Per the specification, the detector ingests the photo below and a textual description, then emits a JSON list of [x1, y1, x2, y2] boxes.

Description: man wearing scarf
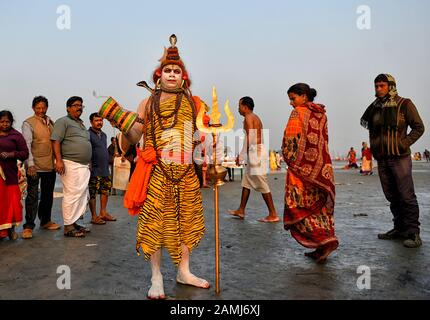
[[361, 74, 424, 248]]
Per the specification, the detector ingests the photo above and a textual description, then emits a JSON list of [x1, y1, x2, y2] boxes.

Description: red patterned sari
[[282, 103, 338, 249]]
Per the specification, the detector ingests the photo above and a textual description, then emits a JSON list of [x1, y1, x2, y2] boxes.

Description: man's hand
[[27, 166, 37, 178], [55, 159, 65, 175]]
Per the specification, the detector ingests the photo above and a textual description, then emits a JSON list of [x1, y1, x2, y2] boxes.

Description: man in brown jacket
[[21, 96, 60, 239], [361, 74, 425, 248]]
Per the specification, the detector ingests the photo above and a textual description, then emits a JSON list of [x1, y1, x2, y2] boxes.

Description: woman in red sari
[[360, 141, 373, 175], [282, 84, 338, 263], [0, 110, 29, 240]]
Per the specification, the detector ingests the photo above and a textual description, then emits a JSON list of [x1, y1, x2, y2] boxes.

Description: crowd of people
[[0, 35, 426, 299], [343, 143, 374, 175], [0, 97, 119, 240], [344, 141, 427, 176]]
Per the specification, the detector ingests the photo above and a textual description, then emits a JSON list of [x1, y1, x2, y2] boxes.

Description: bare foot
[[257, 216, 280, 223], [316, 242, 339, 264], [177, 271, 210, 289], [228, 209, 244, 220], [147, 275, 166, 299]]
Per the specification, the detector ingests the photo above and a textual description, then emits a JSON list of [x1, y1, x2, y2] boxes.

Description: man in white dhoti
[[51, 96, 92, 237], [228, 96, 280, 223]]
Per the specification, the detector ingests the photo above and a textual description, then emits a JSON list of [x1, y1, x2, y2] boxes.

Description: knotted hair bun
[[309, 88, 317, 102], [287, 83, 317, 102]]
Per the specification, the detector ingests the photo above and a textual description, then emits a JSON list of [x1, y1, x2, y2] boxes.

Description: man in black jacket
[[361, 74, 425, 248]]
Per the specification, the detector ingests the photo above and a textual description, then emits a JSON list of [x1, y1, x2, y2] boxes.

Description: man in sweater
[[361, 74, 425, 248], [21, 96, 60, 239]]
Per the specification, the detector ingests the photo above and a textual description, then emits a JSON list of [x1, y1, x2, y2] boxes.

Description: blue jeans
[[377, 156, 420, 234]]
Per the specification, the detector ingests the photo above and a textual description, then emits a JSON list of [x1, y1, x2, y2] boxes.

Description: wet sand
[[1, 161, 429, 300]]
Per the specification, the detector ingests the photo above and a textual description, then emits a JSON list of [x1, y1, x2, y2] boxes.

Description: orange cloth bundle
[[124, 146, 158, 216]]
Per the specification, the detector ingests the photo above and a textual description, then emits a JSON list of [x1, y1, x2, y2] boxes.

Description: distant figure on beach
[[0, 110, 29, 240], [21, 96, 60, 240], [361, 74, 425, 248], [228, 96, 279, 223], [360, 141, 373, 175], [51, 96, 92, 238], [424, 149, 430, 162], [275, 151, 282, 169], [224, 147, 233, 182], [108, 137, 120, 195], [345, 147, 358, 169], [282, 83, 338, 263], [269, 150, 278, 171]]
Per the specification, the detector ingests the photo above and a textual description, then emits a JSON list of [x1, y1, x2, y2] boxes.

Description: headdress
[[152, 34, 190, 88]]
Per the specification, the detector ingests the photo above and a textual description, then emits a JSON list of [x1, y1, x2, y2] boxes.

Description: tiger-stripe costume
[[137, 94, 205, 265]]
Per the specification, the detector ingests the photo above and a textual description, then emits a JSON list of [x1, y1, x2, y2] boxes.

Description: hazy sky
[[1, 0, 429, 157]]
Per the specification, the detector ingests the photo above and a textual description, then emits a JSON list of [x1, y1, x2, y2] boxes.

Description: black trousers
[[24, 171, 56, 229], [194, 163, 203, 188], [226, 167, 232, 180], [377, 156, 420, 234]]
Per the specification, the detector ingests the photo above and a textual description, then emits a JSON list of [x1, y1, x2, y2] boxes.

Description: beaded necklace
[[149, 89, 197, 184]]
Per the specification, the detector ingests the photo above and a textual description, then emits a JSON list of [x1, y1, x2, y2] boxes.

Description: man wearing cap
[[114, 35, 210, 299], [361, 74, 425, 248]]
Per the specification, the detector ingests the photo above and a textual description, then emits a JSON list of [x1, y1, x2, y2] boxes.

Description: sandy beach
[[1, 161, 429, 300]]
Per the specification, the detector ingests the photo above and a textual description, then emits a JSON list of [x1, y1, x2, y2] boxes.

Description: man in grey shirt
[[51, 96, 92, 237]]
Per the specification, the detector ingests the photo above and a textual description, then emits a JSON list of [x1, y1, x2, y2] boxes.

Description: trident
[[196, 87, 234, 294]]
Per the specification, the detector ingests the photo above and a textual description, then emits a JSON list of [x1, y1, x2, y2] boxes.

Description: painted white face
[[161, 64, 183, 89]]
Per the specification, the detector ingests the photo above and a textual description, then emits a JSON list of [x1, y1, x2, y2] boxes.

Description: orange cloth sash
[[124, 147, 158, 215]]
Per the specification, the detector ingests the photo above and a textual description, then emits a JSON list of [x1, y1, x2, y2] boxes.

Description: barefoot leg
[[89, 197, 98, 222], [99, 193, 109, 216], [177, 244, 210, 289], [228, 209, 245, 219], [257, 216, 280, 223], [261, 192, 279, 221], [227, 188, 250, 219], [147, 249, 166, 299]]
